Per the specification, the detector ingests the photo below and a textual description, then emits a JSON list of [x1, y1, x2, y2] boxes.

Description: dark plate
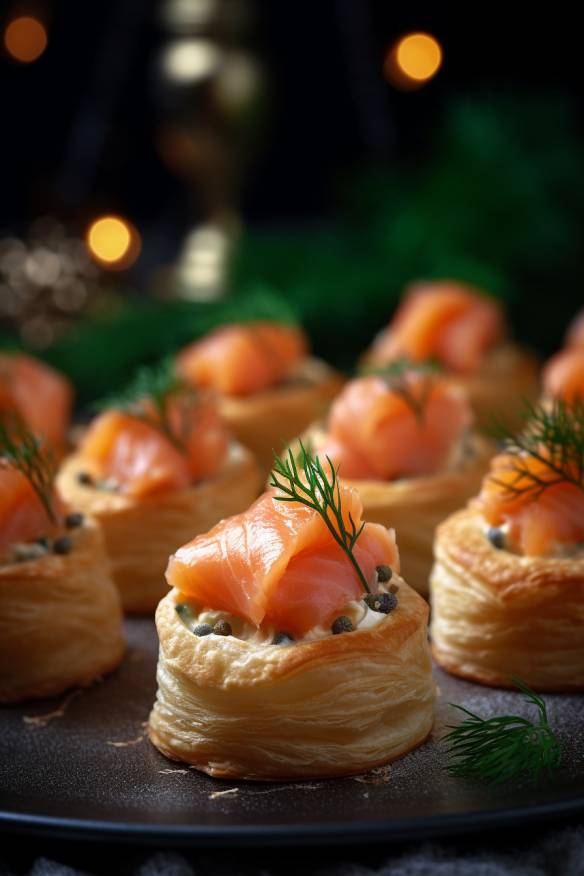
[[0, 619, 583, 847]]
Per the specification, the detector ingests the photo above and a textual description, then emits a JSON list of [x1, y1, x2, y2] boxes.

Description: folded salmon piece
[[0, 353, 73, 453], [369, 281, 504, 374], [477, 452, 584, 556], [0, 467, 61, 553], [78, 396, 229, 497], [167, 482, 400, 635], [318, 372, 472, 481], [177, 321, 307, 397], [543, 347, 584, 402]]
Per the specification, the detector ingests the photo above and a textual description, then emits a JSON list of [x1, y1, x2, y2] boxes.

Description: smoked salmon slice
[[0, 354, 73, 453], [369, 282, 504, 373], [78, 395, 229, 498], [543, 348, 584, 402], [0, 467, 60, 554], [477, 452, 584, 556], [317, 372, 472, 481], [167, 482, 400, 635], [177, 321, 307, 397]]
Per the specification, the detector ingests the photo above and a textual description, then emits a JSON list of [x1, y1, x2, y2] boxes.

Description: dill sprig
[[443, 678, 561, 786], [269, 441, 371, 593], [362, 358, 441, 424], [0, 414, 57, 524], [490, 399, 584, 502], [96, 360, 197, 453]]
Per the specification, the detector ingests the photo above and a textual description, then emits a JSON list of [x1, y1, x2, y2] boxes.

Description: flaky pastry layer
[[148, 580, 435, 780], [0, 518, 124, 703], [458, 344, 539, 432], [218, 359, 344, 474], [57, 443, 261, 613], [430, 507, 584, 691]]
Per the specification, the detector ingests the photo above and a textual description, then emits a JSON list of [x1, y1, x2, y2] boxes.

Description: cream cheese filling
[[176, 583, 394, 646], [481, 520, 584, 559]]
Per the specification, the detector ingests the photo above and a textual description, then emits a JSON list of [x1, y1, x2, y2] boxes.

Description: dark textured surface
[[0, 618, 583, 847]]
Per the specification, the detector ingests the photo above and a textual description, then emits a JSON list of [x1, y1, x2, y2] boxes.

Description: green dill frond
[[489, 399, 584, 502], [96, 359, 197, 452], [443, 677, 562, 786], [0, 413, 57, 524], [361, 358, 441, 424], [269, 441, 371, 593]]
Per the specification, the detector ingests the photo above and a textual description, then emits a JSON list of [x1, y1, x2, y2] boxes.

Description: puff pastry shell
[[457, 344, 539, 432], [430, 507, 584, 691], [148, 580, 435, 780], [218, 359, 343, 474], [0, 518, 124, 703], [57, 443, 261, 614]]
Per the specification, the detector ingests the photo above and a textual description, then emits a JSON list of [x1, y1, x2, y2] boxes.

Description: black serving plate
[[0, 619, 583, 847]]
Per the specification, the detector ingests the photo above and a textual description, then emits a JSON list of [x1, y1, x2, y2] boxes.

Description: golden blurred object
[[86, 216, 141, 270], [4, 16, 47, 64], [385, 32, 442, 90]]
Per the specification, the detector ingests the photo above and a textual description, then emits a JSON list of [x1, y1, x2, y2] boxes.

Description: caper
[[376, 564, 393, 583], [487, 527, 505, 550], [364, 592, 397, 614], [332, 615, 354, 635], [213, 620, 232, 637], [53, 536, 73, 555], [273, 632, 295, 646], [65, 512, 85, 529], [193, 623, 213, 637], [76, 471, 93, 486]]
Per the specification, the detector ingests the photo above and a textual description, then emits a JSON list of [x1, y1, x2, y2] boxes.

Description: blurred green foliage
[[2, 93, 583, 402], [232, 94, 584, 367]]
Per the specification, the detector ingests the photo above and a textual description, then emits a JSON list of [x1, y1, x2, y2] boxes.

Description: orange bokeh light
[[385, 32, 442, 90], [4, 16, 47, 64], [86, 215, 141, 270]]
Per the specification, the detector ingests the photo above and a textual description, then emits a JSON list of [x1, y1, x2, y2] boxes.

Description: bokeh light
[[86, 216, 141, 270], [385, 32, 442, 90], [4, 16, 47, 64]]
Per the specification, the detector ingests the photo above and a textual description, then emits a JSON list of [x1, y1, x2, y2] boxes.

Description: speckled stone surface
[[0, 618, 583, 846]]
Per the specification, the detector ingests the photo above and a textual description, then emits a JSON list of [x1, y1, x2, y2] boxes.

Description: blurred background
[[1, 0, 583, 402]]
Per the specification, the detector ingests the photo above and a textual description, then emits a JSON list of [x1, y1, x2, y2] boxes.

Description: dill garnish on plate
[[443, 678, 562, 785]]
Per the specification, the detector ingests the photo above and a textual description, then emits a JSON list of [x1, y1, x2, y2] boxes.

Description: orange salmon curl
[[477, 451, 584, 557], [0, 354, 73, 455], [177, 321, 307, 397], [167, 481, 399, 636], [543, 347, 584, 403], [0, 466, 64, 555], [369, 281, 505, 374], [77, 394, 229, 498], [317, 370, 472, 481]]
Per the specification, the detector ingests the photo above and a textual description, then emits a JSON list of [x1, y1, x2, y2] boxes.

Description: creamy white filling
[[483, 521, 584, 559], [181, 585, 392, 646]]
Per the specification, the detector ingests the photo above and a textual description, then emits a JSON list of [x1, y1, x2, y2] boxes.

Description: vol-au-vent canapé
[[57, 365, 260, 613], [431, 400, 584, 692], [149, 447, 435, 780]]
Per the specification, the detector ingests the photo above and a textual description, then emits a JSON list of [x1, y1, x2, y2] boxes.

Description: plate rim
[[2, 794, 584, 847]]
